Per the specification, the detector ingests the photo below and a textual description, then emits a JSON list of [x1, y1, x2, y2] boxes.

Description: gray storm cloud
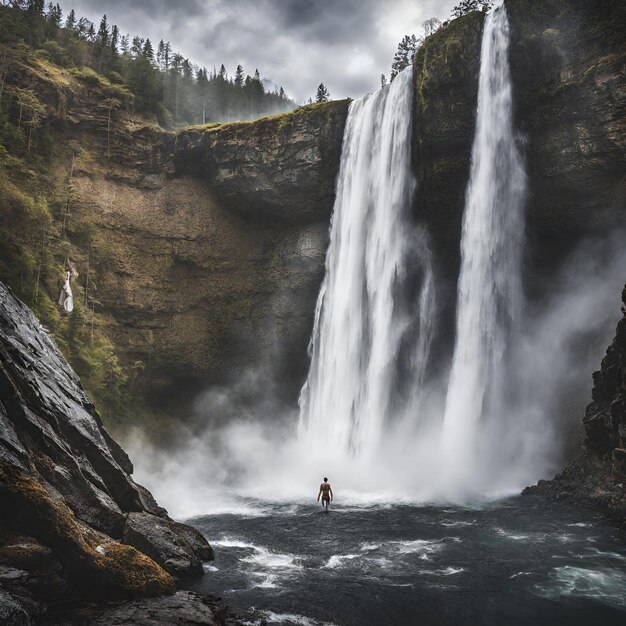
[[57, 0, 458, 102]]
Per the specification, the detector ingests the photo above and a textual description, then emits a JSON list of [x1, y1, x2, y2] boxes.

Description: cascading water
[[298, 67, 436, 465], [441, 0, 527, 493]]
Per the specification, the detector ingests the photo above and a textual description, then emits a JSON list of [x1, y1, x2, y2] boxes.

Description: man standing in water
[[317, 477, 333, 512]]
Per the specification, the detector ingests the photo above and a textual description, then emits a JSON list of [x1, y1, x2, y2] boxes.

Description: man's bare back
[[317, 478, 333, 512]]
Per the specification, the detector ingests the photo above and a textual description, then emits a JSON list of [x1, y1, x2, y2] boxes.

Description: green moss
[[68, 66, 133, 102], [0, 463, 175, 598]]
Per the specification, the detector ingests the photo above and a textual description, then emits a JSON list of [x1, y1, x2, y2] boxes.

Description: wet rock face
[[584, 286, 626, 456], [0, 282, 215, 618], [507, 0, 626, 296], [412, 0, 626, 361], [524, 286, 626, 526]]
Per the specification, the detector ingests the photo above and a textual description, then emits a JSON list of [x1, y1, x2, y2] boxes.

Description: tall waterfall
[[298, 68, 436, 464], [441, 1, 526, 490]]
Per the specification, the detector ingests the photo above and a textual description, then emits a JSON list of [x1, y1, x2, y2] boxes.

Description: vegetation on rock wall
[[0, 37, 160, 427]]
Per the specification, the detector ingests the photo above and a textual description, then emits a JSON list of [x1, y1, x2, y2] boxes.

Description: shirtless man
[[317, 477, 333, 512]]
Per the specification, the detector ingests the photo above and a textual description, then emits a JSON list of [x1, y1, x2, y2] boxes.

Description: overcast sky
[[57, 0, 458, 103]]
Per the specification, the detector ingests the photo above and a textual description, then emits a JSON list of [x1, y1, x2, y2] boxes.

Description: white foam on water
[[581, 547, 626, 561], [419, 567, 464, 576], [360, 543, 381, 552], [440, 520, 476, 527], [212, 537, 259, 550], [495, 528, 531, 541], [390, 539, 443, 560], [259, 611, 340, 626], [241, 547, 302, 570], [251, 574, 279, 589], [324, 554, 361, 569], [537, 566, 626, 608]]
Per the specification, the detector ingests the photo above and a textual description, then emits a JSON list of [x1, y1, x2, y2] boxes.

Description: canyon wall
[[0, 50, 348, 435], [0, 0, 623, 444]]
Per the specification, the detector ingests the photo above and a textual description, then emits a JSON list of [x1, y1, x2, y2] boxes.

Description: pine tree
[[97, 15, 109, 46], [381, 73, 387, 88], [156, 40, 165, 70], [110, 25, 119, 54], [130, 36, 144, 59], [65, 8, 76, 30], [234, 64, 244, 88], [315, 82, 330, 103], [143, 39, 154, 63], [390, 34, 421, 80], [451, 0, 491, 17]]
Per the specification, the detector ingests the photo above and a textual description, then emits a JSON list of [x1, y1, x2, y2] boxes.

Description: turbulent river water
[[186, 498, 626, 626]]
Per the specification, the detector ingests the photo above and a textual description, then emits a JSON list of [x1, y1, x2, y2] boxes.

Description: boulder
[[123, 512, 214, 578]]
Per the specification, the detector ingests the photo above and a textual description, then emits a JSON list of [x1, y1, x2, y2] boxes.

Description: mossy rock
[[0, 463, 174, 599]]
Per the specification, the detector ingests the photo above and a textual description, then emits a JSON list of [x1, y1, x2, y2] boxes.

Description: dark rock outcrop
[[0, 281, 222, 621], [524, 285, 626, 526], [55, 591, 238, 625], [174, 101, 350, 222]]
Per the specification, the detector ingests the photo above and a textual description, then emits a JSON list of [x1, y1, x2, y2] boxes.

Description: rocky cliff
[[0, 48, 348, 436], [0, 280, 237, 623], [524, 286, 626, 526], [412, 0, 626, 365]]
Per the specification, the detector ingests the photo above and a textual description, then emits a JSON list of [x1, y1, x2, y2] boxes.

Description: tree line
[[0, 0, 296, 127]]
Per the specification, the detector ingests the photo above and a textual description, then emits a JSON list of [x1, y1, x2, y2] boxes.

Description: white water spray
[[298, 67, 436, 464], [441, 1, 526, 492]]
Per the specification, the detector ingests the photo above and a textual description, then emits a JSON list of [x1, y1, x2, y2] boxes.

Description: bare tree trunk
[[33, 224, 45, 306], [0, 71, 8, 110], [107, 107, 111, 158], [82, 248, 90, 330], [91, 300, 95, 341], [62, 155, 75, 235]]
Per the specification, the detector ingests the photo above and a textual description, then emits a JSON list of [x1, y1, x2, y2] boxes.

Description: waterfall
[[441, 1, 526, 490], [298, 67, 436, 463]]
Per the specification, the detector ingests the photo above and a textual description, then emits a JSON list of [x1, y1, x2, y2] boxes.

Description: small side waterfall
[[441, 1, 526, 489], [298, 68, 436, 463]]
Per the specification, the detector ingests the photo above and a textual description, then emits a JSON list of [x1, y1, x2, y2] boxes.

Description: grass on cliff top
[[193, 98, 352, 137]]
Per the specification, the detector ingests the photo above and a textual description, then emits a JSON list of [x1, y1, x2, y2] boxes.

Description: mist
[[126, 228, 625, 520]]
